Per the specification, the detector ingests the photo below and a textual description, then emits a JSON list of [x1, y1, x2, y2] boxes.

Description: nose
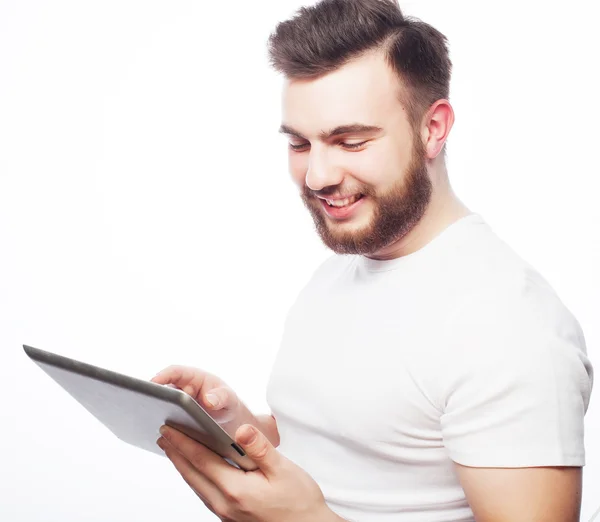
[[305, 146, 344, 192]]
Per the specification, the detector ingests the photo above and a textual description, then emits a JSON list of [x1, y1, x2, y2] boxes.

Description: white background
[[1, 0, 598, 520]]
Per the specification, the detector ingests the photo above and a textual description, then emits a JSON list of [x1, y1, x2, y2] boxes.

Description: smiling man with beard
[[153, 1, 594, 521], [273, 32, 593, 515], [295, 110, 434, 256]]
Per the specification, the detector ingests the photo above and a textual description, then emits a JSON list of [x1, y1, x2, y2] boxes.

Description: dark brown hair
[[267, 0, 452, 144]]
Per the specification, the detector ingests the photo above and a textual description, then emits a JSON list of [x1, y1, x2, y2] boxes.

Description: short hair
[[267, 0, 452, 146]]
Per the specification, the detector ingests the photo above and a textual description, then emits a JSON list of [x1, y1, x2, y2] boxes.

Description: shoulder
[[438, 260, 594, 467], [437, 224, 594, 426], [448, 243, 585, 356], [443, 260, 592, 388], [439, 257, 594, 453], [444, 220, 583, 342]]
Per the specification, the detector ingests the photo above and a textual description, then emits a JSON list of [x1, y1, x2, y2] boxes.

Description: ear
[[422, 99, 455, 159]]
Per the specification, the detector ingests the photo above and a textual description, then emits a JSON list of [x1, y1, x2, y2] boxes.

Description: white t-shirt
[[266, 213, 594, 522]]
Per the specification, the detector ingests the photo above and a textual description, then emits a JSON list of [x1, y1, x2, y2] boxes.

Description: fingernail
[[205, 393, 220, 408], [239, 426, 257, 445]]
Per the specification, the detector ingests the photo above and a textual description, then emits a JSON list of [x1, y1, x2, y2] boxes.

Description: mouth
[[318, 194, 366, 219], [322, 194, 363, 207]]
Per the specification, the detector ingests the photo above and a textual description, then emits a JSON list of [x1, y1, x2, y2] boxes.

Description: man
[[151, 0, 594, 520]]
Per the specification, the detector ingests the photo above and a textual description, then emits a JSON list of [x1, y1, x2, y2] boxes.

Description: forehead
[[281, 51, 406, 135]]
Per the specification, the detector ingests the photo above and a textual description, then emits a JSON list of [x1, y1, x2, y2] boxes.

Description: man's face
[[280, 51, 431, 256]]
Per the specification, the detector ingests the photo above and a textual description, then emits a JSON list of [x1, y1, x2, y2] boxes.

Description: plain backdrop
[[1, 0, 598, 520]]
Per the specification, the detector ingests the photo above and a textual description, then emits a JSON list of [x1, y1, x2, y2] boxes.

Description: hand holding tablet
[[150, 365, 244, 427]]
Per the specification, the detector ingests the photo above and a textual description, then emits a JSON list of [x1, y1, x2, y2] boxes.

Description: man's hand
[[157, 423, 343, 522], [151, 365, 280, 447], [151, 365, 248, 425]]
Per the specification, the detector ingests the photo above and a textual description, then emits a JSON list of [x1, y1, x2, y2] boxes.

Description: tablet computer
[[23, 344, 257, 471]]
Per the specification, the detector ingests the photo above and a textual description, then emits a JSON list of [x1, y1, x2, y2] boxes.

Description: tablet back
[[23, 344, 257, 471]]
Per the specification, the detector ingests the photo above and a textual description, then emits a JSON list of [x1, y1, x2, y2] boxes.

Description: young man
[[152, 1, 594, 520]]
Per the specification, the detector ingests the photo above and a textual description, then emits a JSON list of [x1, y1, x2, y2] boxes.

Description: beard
[[300, 135, 432, 256]]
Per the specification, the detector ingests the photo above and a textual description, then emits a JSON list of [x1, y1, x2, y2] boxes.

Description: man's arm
[[454, 464, 582, 522]]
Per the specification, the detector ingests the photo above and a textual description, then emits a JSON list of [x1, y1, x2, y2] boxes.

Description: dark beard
[[300, 138, 432, 256]]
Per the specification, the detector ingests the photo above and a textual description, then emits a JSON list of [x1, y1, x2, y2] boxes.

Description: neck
[[366, 172, 471, 261]]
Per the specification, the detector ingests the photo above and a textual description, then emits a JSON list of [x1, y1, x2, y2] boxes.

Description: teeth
[[326, 195, 361, 207]]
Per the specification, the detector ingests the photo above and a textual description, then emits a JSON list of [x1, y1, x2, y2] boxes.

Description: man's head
[[268, 0, 454, 256]]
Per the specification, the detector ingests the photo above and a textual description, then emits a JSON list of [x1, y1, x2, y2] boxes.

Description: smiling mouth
[[316, 193, 367, 220], [323, 194, 364, 208]]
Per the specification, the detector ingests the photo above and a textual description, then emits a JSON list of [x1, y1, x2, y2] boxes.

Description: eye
[[289, 142, 310, 152], [340, 141, 367, 150], [288, 140, 368, 152]]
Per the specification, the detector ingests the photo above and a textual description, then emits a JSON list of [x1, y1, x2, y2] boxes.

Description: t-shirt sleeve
[[439, 283, 594, 468]]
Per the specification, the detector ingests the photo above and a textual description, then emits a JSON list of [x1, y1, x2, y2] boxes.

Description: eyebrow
[[278, 123, 383, 141]]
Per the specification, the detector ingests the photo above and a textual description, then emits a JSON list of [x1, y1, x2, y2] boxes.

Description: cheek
[[360, 143, 407, 189], [288, 152, 308, 187], [345, 149, 390, 190]]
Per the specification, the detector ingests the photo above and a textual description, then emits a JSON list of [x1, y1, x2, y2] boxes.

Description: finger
[[159, 426, 242, 489], [235, 424, 281, 477], [203, 386, 236, 411], [151, 366, 207, 396], [157, 437, 223, 513], [151, 365, 186, 384]]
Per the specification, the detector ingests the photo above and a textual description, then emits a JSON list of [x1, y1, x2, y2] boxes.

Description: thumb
[[235, 424, 280, 476], [203, 386, 234, 411]]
